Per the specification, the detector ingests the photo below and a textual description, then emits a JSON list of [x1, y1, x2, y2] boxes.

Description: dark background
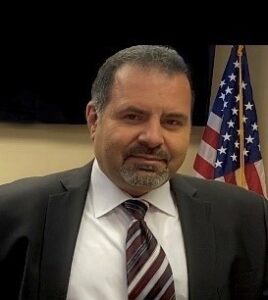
[[0, 27, 215, 126], [1, 3, 267, 126]]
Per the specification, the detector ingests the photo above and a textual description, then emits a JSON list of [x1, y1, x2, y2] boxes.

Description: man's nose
[[137, 119, 164, 148]]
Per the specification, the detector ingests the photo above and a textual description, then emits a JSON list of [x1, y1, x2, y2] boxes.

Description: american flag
[[193, 45, 267, 197]]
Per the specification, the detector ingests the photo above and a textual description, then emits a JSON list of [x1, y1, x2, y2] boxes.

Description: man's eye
[[125, 114, 140, 120], [166, 119, 180, 126]]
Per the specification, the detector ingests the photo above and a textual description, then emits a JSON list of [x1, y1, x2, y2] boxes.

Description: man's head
[[86, 45, 192, 196], [90, 45, 193, 114]]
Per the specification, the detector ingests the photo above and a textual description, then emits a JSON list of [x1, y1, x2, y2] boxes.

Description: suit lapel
[[171, 176, 216, 299], [39, 163, 92, 300]]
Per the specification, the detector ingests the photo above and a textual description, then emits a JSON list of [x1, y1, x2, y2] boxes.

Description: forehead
[[113, 64, 188, 86], [107, 64, 192, 109]]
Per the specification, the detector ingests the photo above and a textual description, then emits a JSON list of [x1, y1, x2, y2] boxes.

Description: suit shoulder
[[0, 163, 92, 237], [0, 170, 62, 196], [172, 174, 266, 207], [0, 163, 91, 205]]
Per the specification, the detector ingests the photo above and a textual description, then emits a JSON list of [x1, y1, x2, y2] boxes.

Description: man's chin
[[120, 167, 169, 189]]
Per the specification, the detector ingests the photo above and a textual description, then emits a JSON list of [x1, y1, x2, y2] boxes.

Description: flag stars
[[235, 141, 240, 148], [234, 60, 240, 68], [219, 93, 226, 100], [228, 73, 236, 81], [230, 153, 237, 161], [243, 148, 249, 156], [225, 86, 233, 95], [242, 81, 247, 89], [222, 132, 231, 141], [235, 94, 240, 102], [243, 116, 248, 123], [245, 102, 254, 110], [251, 122, 258, 131], [232, 107, 238, 115], [218, 146, 227, 154], [215, 159, 223, 168], [220, 80, 226, 88], [227, 120, 235, 128], [223, 101, 228, 108], [245, 135, 254, 144]]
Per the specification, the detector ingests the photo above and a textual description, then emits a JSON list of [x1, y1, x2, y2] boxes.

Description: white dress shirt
[[67, 160, 188, 299]]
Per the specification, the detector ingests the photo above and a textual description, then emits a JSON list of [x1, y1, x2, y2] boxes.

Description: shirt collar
[[90, 160, 177, 218]]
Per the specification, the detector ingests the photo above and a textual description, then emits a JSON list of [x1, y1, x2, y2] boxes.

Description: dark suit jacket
[[0, 162, 268, 300]]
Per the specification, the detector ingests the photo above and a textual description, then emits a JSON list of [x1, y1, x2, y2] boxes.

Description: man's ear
[[86, 101, 99, 140]]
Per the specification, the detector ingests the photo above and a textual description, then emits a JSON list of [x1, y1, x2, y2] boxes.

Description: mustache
[[124, 145, 170, 161]]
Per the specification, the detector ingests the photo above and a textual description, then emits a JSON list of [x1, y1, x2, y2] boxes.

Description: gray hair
[[91, 45, 193, 114]]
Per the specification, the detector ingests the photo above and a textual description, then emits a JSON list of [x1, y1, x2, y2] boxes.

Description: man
[[0, 45, 267, 300]]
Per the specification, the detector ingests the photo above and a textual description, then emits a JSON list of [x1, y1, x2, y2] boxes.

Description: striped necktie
[[122, 199, 176, 300]]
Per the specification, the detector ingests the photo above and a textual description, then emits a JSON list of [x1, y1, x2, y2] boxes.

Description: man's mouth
[[125, 155, 167, 168]]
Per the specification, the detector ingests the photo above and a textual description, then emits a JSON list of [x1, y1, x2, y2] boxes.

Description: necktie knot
[[122, 199, 149, 220]]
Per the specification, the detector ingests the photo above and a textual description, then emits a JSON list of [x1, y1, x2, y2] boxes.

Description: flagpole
[[237, 45, 246, 188]]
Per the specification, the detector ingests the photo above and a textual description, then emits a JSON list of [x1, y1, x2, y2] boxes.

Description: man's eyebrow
[[117, 106, 189, 122], [163, 112, 189, 122], [117, 106, 148, 115]]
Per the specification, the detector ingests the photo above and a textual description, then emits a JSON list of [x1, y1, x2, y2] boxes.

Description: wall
[[0, 123, 93, 183], [0, 45, 267, 188]]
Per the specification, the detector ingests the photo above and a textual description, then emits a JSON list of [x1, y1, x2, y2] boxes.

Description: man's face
[[87, 65, 192, 197]]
